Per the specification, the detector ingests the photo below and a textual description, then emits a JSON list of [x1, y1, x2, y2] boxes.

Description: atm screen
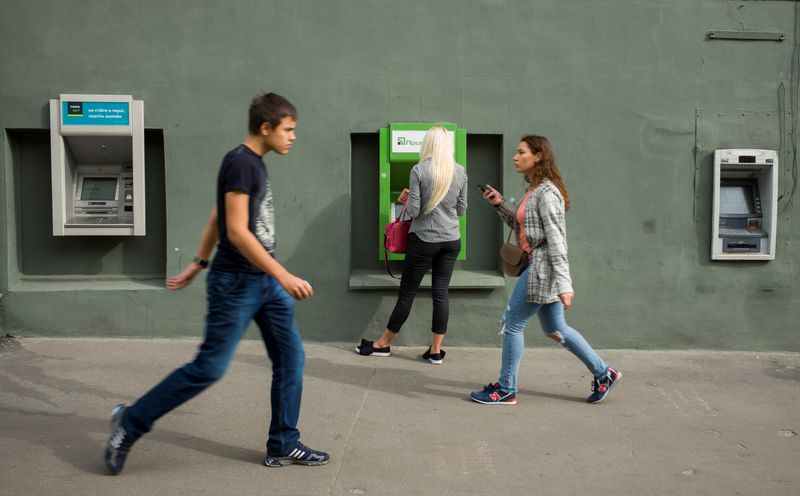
[[720, 184, 755, 215], [81, 177, 118, 201]]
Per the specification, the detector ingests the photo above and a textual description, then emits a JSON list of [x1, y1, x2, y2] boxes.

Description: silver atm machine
[[711, 149, 778, 260], [50, 94, 145, 236]]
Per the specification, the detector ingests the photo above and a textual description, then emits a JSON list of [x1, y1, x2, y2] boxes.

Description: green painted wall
[[1, 0, 798, 350]]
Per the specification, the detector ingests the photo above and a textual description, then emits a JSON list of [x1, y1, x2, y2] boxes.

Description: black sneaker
[[587, 368, 622, 404], [470, 382, 517, 405], [264, 441, 330, 467], [422, 346, 446, 364], [104, 404, 136, 475], [354, 338, 390, 357]]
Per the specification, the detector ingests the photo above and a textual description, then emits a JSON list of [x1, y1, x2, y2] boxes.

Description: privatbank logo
[[396, 137, 422, 147]]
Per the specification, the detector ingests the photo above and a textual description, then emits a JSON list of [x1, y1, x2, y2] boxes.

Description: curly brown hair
[[520, 135, 570, 211]]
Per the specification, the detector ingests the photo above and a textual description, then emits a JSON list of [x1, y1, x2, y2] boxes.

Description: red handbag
[[383, 206, 412, 279]]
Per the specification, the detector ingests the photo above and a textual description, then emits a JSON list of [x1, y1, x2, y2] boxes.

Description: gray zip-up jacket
[[407, 159, 468, 243]]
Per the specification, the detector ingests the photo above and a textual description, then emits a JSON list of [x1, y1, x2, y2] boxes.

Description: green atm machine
[[379, 122, 467, 261]]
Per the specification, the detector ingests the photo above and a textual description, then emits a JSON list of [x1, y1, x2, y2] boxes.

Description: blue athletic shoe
[[587, 368, 622, 404], [264, 441, 330, 467], [104, 404, 136, 475], [470, 382, 516, 405]]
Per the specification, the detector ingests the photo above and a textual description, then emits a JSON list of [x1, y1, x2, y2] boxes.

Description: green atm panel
[[379, 123, 467, 261]]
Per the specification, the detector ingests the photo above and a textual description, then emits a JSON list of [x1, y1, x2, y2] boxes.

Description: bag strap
[[506, 219, 520, 244], [384, 243, 401, 279], [397, 205, 409, 221]]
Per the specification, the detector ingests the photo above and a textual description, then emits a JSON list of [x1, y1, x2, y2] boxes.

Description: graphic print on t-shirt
[[255, 179, 275, 253]]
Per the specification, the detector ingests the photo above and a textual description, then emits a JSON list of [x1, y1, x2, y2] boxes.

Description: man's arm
[[225, 191, 312, 300], [166, 207, 220, 290]]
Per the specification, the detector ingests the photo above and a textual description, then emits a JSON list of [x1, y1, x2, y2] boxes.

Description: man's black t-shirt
[[210, 144, 276, 273]]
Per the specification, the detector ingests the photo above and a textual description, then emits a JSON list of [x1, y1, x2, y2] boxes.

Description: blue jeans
[[122, 271, 305, 455], [498, 266, 608, 393]]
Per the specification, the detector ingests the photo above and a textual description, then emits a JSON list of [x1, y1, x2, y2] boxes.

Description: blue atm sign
[[62, 101, 130, 126]]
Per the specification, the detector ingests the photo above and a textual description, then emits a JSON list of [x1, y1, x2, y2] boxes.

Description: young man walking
[[104, 92, 329, 474]]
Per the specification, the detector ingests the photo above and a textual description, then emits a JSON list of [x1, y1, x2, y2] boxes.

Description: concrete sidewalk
[[0, 337, 798, 496]]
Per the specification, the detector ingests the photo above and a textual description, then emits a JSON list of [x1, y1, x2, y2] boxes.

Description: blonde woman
[[356, 126, 468, 364]]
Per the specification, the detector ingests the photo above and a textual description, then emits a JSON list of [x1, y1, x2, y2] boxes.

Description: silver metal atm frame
[[50, 94, 145, 236], [711, 148, 778, 260]]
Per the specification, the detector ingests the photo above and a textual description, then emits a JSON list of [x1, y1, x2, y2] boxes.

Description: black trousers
[[387, 233, 461, 334]]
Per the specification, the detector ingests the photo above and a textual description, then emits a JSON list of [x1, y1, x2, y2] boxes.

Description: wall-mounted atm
[[379, 123, 467, 261], [49, 94, 145, 236], [711, 149, 777, 260]]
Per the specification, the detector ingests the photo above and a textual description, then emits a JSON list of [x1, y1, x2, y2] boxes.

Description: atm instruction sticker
[[62, 101, 130, 126]]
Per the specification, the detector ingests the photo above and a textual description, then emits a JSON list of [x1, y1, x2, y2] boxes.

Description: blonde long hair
[[419, 126, 455, 214]]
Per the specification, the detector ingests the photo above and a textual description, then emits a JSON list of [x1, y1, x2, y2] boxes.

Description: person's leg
[[430, 333, 444, 353], [122, 272, 263, 438], [369, 329, 398, 351], [370, 234, 434, 349], [256, 275, 329, 466], [428, 239, 460, 353], [537, 302, 608, 378], [471, 268, 540, 404], [537, 302, 622, 403], [497, 267, 541, 393], [254, 276, 304, 455]]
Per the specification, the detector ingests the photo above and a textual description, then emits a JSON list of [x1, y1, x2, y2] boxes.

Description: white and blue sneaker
[[104, 404, 136, 475], [264, 441, 330, 467]]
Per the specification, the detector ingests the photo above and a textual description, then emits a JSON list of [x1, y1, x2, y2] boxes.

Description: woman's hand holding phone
[[478, 184, 503, 206]]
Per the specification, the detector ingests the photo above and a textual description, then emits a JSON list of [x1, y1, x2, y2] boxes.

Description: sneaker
[[104, 404, 136, 475], [354, 338, 390, 357], [264, 441, 330, 467], [587, 368, 622, 404], [470, 383, 516, 405], [422, 346, 446, 364]]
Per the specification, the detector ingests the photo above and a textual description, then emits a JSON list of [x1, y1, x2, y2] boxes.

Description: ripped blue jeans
[[498, 266, 608, 393]]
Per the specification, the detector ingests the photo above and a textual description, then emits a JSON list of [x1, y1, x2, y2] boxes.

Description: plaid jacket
[[495, 180, 573, 304]]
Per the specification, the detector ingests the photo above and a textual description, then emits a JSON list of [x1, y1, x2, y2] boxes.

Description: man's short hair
[[248, 92, 297, 134]]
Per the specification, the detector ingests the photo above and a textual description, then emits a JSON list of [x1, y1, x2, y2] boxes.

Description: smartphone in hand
[[477, 184, 487, 193]]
